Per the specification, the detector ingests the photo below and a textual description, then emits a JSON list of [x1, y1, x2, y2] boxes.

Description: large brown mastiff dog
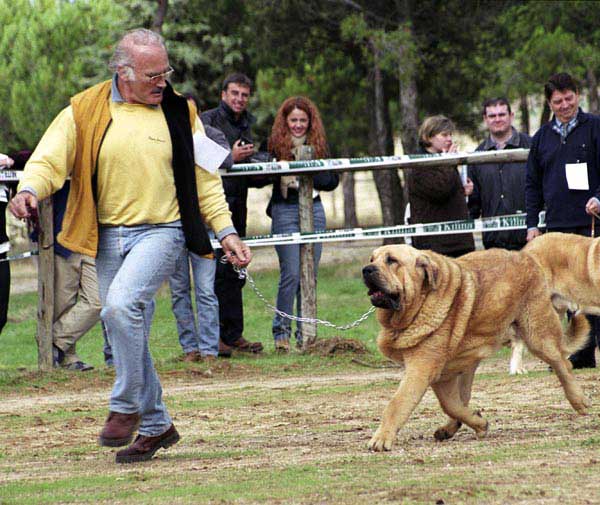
[[524, 231, 600, 315], [362, 244, 590, 452]]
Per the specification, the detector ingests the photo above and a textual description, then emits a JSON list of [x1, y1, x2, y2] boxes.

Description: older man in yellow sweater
[[9, 29, 251, 464]]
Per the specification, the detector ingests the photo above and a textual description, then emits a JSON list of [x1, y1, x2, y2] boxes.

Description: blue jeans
[[271, 200, 326, 344], [169, 238, 219, 357], [96, 222, 185, 437]]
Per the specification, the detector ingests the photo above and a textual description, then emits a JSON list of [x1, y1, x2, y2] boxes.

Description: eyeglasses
[[127, 65, 174, 84], [144, 66, 174, 84]]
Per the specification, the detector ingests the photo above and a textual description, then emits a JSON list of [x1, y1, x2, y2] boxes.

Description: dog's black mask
[[362, 265, 401, 310]]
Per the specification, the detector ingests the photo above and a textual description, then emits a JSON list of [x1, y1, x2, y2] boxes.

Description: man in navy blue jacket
[[526, 72, 600, 368]]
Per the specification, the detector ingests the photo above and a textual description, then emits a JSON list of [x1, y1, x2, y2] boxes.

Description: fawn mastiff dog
[[362, 244, 590, 452], [508, 232, 600, 374], [524, 232, 600, 316]]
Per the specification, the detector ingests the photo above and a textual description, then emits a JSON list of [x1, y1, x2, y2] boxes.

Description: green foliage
[[0, 0, 127, 151], [3, 0, 600, 157], [117, 0, 250, 110], [253, 50, 370, 155], [476, 0, 600, 122]]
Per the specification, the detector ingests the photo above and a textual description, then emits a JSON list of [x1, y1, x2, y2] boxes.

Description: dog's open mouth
[[366, 286, 400, 310], [363, 266, 401, 310]]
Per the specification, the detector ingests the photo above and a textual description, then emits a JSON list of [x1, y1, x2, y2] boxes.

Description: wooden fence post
[[294, 146, 318, 349], [36, 198, 54, 371]]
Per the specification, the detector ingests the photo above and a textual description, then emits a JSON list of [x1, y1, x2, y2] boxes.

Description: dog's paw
[[574, 396, 591, 415], [368, 427, 395, 452], [473, 419, 489, 439], [433, 420, 462, 441]]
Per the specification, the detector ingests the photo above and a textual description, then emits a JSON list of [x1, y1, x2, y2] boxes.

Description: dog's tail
[[564, 311, 591, 355]]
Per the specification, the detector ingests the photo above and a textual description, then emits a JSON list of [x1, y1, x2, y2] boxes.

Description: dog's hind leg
[[433, 363, 478, 440], [520, 306, 590, 415], [431, 369, 488, 439]]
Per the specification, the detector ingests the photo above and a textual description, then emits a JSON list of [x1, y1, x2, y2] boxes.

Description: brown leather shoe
[[182, 350, 201, 362], [230, 336, 263, 353], [218, 339, 232, 358], [275, 338, 290, 353], [115, 424, 180, 464], [98, 411, 141, 447]]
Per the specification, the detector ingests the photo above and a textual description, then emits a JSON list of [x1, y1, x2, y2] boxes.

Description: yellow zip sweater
[[19, 80, 232, 257]]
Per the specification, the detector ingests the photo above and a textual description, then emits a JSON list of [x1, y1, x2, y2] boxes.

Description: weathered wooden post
[[36, 198, 54, 371], [293, 145, 318, 349]]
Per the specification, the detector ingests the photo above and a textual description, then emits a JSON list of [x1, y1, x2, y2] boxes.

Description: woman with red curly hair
[[267, 96, 339, 352]]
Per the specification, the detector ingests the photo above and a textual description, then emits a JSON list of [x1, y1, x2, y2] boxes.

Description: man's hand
[[585, 197, 600, 217], [526, 228, 541, 242], [0, 153, 14, 169], [221, 233, 252, 267], [232, 139, 254, 162], [9, 191, 38, 219]]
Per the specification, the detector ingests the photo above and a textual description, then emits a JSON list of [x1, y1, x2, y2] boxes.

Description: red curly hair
[[268, 96, 329, 161]]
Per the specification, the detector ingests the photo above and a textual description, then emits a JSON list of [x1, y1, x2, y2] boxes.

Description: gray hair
[[109, 28, 166, 78]]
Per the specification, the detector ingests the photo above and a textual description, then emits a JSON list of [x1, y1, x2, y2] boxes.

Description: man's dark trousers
[[215, 249, 245, 345]]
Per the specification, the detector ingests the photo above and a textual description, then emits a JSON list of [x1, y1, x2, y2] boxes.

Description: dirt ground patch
[[1, 353, 600, 504]]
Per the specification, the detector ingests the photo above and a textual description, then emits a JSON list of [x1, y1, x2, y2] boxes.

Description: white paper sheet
[[193, 132, 229, 174], [565, 162, 589, 190]]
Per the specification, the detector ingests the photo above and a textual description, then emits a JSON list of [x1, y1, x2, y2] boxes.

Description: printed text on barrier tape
[[207, 213, 544, 249], [5, 214, 542, 257]]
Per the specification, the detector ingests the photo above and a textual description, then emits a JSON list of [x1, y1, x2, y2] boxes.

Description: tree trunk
[[152, 0, 168, 34], [519, 94, 530, 135], [587, 67, 599, 115], [398, 74, 419, 155], [368, 39, 404, 242], [540, 98, 551, 127], [342, 171, 358, 228]]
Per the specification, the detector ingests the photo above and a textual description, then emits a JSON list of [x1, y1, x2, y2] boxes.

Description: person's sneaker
[[115, 424, 180, 464], [182, 350, 201, 362], [98, 411, 141, 447], [63, 361, 94, 372], [52, 345, 65, 368]]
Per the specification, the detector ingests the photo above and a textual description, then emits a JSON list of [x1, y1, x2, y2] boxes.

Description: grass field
[[1, 255, 600, 504]]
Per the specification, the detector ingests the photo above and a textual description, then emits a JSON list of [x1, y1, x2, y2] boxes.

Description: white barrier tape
[[208, 213, 544, 249], [0, 170, 22, 182], [7, 213, 538, 259], [0, 250, 38, 263], [0, 150, 530, 182]]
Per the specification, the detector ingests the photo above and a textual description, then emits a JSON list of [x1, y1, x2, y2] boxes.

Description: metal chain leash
[[222, 257, 376, 330]]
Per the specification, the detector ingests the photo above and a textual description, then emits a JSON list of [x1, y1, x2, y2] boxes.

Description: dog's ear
[[416, 255, 439, 290]]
